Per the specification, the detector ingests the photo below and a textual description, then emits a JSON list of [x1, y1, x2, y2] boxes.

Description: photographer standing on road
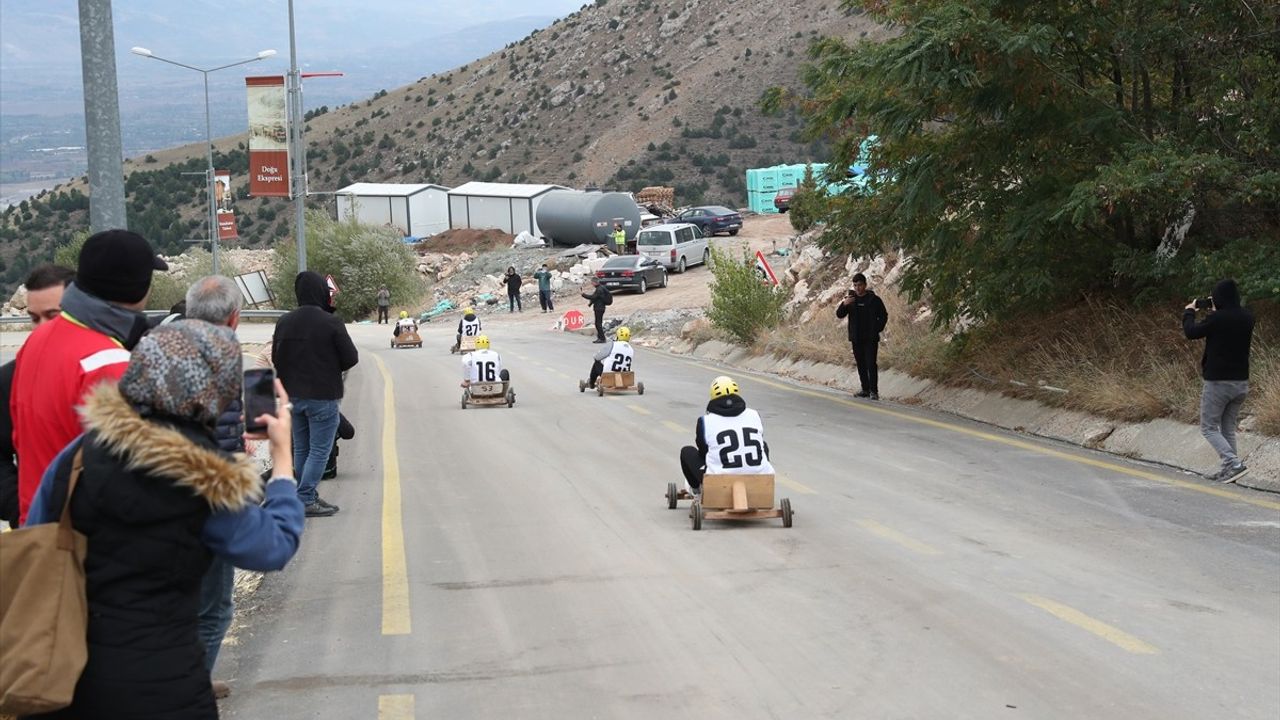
[[1183, 279, 1254, 484], [836, 272, 888, 400]]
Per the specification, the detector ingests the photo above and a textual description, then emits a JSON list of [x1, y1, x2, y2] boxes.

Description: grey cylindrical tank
[[536, 190, 641, 246]]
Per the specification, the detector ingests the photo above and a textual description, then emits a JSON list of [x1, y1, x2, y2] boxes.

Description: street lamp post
[[131, 46, 276, 275]]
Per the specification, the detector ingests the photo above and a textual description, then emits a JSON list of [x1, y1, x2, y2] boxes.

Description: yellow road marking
[[662, 420, 686, 434], [371, 354, 412, 636], [1019, 594, 1159, 655], [378, 694, 415, 719], [680, 359, 1280, 512], [627, 404, 652, 415], [777, 473, 817, 495], [858, 519, 941, 555]]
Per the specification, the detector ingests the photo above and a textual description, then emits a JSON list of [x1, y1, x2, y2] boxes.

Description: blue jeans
[[292, 398, 340, 504], [539, 289, 554, 311], [198, 555, 234, 672]]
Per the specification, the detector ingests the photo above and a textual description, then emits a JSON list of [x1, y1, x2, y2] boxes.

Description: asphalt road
[[217, 319, 1280, 720]]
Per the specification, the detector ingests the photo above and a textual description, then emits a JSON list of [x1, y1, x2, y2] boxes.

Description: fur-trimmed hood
[[78, 383, 263, 512]]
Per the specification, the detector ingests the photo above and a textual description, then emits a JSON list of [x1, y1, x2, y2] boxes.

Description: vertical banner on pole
[[245, 75, 290, 197], [214, 169, 238, 240]]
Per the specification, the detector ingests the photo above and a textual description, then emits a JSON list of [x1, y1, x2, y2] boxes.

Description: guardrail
[[0, 309, 286, 327]]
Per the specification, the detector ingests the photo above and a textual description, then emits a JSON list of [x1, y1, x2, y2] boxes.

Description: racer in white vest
[[679, 375, 773, 495], [588, 326, 635, 389], [394, 310, 417, 337], [454, 308, 482, 351], [461, 335, 510, 387]]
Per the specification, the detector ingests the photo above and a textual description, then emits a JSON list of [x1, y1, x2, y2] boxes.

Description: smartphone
[[243, 368, 276, 434], [1194, 297, 1214, 310]]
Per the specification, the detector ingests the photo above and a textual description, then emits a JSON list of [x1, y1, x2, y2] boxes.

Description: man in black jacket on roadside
[[1183, 278, 1254, 484], [836, 272, 889, 399], [581, 277, 613, 343], [273, 271, 359, 516]]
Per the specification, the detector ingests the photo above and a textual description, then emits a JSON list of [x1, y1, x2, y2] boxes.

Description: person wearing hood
[[1183, 278, 1255, 484], [504, 266, 523, 313], [272, 271, 359, 516], [454, 307, 482, 352], [835, 272, 889, 400], [678, 375, 774, 497], [9, 229, 167, 525], [23, 320, 304, 720]]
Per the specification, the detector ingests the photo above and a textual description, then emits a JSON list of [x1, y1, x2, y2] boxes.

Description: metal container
[[535, 190, 642, 246]]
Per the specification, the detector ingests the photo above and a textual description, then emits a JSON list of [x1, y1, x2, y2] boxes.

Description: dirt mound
[[415, 229, 513, 255]]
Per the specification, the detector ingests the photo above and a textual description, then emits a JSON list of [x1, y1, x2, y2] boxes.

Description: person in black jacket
[[0, 263, 74, 528], [835, 272, 889, 399], [273, 271, 359, 516], [581, 276, 613, 342], [1183, 279, 1255, 483], [504, 266, 523, 313]]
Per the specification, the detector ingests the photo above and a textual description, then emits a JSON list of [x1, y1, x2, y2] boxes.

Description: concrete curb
[[643, 337, 1280, 494]]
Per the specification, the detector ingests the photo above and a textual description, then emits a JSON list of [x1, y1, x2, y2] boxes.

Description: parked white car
[[635, 222, 708, 273]]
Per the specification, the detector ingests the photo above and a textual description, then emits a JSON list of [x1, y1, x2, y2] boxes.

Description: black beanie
[[76, 229, 169, 304]]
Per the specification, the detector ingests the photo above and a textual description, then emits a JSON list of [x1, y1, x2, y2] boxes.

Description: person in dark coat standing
[[26, 320, 304, 720], [504, 266, 523, 313], [581, 276, 613, 343], [1183, 278, 1255, 483], [835, 272, 889, 399], [273, 271, 358, 517]]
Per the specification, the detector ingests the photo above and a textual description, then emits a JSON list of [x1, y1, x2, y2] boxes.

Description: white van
[[636, 222, 708, 273]]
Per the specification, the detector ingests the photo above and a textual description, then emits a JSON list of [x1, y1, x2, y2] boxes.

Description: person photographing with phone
[[1183, 279, 1255, 483], [835, 272, 889, 399]]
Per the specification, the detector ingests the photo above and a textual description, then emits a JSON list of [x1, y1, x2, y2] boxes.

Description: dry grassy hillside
[[0, 0, 887, 296]]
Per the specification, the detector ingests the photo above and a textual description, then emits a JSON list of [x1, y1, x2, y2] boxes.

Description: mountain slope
[[0, 0, 886, 294]]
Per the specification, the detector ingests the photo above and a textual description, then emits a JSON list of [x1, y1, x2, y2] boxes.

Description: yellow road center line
[[777, 473, 817, 495], [371, 354, 412, 636], [1018, 594, 1159, 655], [378, 694, 415, 719], [680, 359, 1280, 512], [858, 519, 941, 555], [628, 404, 652, 415], [662, 420, 686, 434]]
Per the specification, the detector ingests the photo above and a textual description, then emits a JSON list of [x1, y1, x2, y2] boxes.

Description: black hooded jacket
[[693, 394, 770, 461], [272, 272, 359, 399], [835, 290, 888, 343], [1183, 279, 1254, 381]]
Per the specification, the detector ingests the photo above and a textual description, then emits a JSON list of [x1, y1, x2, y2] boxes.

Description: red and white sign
[[561, 309, 585, 331], [325, 274, 340, 300], [245, 75, 290, 197], [754, 250, 779, 286], [214, 169, 238, 240]]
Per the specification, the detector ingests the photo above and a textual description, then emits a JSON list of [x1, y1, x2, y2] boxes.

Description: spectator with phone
[[23, 320, 304, 719], [272, 271, 358, 517], [1183, 279, 1255, 483], [835, 272, 889, 399]]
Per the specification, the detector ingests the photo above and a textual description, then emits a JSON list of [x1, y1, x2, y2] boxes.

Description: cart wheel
[[507, 391, 515, 408], [390, 340, 395, 348], [691, 501, 702, 531], [781, 498, 793, 528], [666, 482, 678, 509], [637, 382, 645, 395], [579, 380, 586, 393], [460, 392, 468, 410], [597, 384, 605, 396]]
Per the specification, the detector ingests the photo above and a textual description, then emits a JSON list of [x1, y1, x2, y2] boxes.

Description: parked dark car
[[773, 188, 795, 213], [595, 255, 668, 294], [674, 206, 743, 236]]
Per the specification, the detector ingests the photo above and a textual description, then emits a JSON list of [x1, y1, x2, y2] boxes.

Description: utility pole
[[288, 0, 308, 272], [78, 0, 128, 232]]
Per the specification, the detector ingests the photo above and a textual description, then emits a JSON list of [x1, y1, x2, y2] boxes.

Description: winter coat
[[582, 284, 612, 312], [272, 272, 359, 400], [835, 290, 888, 343], [504, 272, 523, 295], [1183, 279, 1255, 381], [30, 384, 268, 720]]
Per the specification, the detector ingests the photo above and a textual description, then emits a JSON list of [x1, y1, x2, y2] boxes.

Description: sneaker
[[316, 496, 340, 511], [592, 339, 606, 343], [869, 391, 880, 400], [1216, 464, 1249, 484], [304, 501, 338, 517], [854, 390, 870, 398], [212, 680, 231, 699]]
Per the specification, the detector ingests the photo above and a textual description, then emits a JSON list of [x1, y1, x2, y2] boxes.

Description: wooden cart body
[[461, 381, 514, 409], [689, 473, 792, 529], [391, 329, 422, 348], [451, 335, 478, 354], [579, 371, 644, 396]]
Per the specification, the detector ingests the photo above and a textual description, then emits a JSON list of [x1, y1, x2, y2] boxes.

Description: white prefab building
[[447, 182, 567, 237], [335, 182, 451, 239]]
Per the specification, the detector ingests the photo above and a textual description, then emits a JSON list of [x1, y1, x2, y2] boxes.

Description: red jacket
[[11, 315, 131, 524]]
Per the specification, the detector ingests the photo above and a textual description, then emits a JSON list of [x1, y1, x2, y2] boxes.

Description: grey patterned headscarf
[[118, 320, 242, 426]]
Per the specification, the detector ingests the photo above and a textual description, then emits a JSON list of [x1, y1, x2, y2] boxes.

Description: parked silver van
[[635, 222, 708, 273]]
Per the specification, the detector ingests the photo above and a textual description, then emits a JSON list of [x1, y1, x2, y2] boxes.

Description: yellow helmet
[[463, 307, 474, 315], [475, 335, 490, 350], [710, 375, 739, 399], [399, 310, 408, 319], [616, 326, 631, 341]]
